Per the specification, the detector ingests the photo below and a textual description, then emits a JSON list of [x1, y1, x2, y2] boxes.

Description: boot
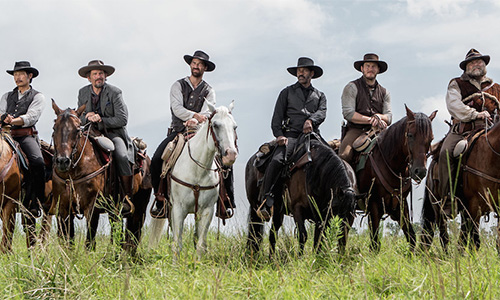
[[120, 175, 135, 216], [256, 193, 273, 222]]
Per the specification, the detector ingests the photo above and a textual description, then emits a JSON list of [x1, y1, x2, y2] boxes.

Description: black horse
[[246, 137, 357, 255]]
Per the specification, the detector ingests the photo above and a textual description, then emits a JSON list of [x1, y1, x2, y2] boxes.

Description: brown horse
[[246, 136, 357, 255], [356, 106, 437, 252], [51, 100, 152, 253]]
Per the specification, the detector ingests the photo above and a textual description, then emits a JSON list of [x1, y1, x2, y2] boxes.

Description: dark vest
[[170, 79, 210, 133], [348, 77, 387, 130], [6, 87, 40, 129], [455, 77, 500, 115]]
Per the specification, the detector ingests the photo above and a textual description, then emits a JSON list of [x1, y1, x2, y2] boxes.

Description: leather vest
[[6, 87, 40, 129], [455, 77, 500, 115], [170, 79, 210, 133], [348, 77, 386, 130]]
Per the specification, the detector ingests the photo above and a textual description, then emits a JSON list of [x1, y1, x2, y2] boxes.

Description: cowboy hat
[[184, 50, 216, 72], [354, 53, 388, 74], [78, 60, 115, 78], [6, 61, 39, 78], [287, 57, 323, 79], [459, 48, 490, 70]]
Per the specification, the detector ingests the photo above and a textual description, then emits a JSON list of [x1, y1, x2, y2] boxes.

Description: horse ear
[[207, 101, 216, 113], [428, 110, 438, 121], [52, 99, 62, 115], [405, 104, 415, 121], [228, 100, 235, 113], [76, 104, 87, 117]]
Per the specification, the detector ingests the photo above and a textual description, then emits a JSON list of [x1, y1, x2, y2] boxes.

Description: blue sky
[[2, 0, 499, 232]]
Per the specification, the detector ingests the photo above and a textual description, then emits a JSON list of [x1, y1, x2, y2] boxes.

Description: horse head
[[404, 105, 437, 182], [207, 101, 238, 166], [52, 99, 87, 172]]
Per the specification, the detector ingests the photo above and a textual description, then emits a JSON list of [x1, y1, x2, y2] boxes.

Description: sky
[[2, 0, 500, 234]]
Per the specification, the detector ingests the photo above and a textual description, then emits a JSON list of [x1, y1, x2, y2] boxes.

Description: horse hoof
[[29, 207, 42, 218]]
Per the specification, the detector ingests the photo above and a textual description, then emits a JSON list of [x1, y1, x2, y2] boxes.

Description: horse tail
[[148, 218, 167, 248]]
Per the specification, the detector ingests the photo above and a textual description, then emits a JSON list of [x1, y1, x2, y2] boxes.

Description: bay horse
[[356, 106, 436, 252], [246, 135, 357, 255], [149, 102, 238, 258], [51, 100, 152, 253]]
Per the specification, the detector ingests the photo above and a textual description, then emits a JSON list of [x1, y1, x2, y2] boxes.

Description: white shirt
[[0, 88, 46, 127], [170, 76, 216, 121]]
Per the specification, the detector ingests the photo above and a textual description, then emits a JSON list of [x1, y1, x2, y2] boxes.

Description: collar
[[360, 76, 378, 89], [17, 86, 32, 96], [293, 81, 314, 91]]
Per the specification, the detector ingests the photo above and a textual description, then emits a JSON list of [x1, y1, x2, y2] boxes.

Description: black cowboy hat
[[184, 50, 216, 72], [354, 53, 388, 74], [78, 60, 115, 78], [6, 61, 39, 78], [459, 48, 490, 70], [287, 57, 323, 79]]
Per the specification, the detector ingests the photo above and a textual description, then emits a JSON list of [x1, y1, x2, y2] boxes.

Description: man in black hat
[[150, 50, 236, 219], [437, 48, 500, 215], [0, 61, 46, 217], [339, 53, 392, 164], [77, 60, 135, 215], [257, 57, 327, 221]]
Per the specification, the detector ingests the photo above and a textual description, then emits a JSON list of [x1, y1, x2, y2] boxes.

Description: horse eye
[[407, 132, 413, 138]]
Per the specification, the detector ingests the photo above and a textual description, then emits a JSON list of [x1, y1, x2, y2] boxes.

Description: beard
[[466, 66, 486, 78]]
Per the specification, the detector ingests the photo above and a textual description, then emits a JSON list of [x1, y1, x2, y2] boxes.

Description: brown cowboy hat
[[78, 60, 115, 78], [287, 57, 323, 79], [354, 53, 388, 74], [459, 48, 490, 70], [6, 61, 39, 78], [184, 50, 216, 72]]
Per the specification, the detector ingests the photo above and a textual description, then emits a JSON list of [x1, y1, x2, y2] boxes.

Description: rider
[[257, 57, 327, 221], [150, 50, 236, 219], [0, 61, 46, 217], [438, 48, 500, 215], [339, 53, 392, 164], [77, 60, 135, 215]]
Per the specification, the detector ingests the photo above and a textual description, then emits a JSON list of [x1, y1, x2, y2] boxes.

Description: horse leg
[[269, 207, 284, 257], [368, 202, 382, 252], [86, 210, 100, 251], [438, 214, 450, 254], [338, 213, 354, 255], [40, 214, 53, 244], [125, 188, 150, 255], [1, 202, 16, 253], [313, 221, 325, 253], [22, 213, 37, 249], [398, 199, 416, 252], [459, 213, 474, 252], [247, 205, 264, 255], [195, 206, 215, 259], [294, 212, 307, 256], [170, 203, 187, 259]]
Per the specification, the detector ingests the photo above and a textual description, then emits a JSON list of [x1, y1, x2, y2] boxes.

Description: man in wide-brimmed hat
[[339, 53, 392, 164], [437, 48, 500, 216], [256, 57, 327, 221], [0, 61, 46, 217], [150, 50, 236, 219], [77, 60, 135, 215]]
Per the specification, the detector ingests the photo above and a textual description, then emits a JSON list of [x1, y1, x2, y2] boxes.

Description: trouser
[[338, 127, 365, 163], [261, 137, 297, 207], [151, 131, 178, 194], [437, 131, 464, 199], [111, 136, 133, 176], [15, 135, 45, 207]]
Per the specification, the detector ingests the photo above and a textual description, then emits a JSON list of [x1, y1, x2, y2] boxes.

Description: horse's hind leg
[[269, 208, 284, 257], [368, 203, 382, 252], [125, 188, 150, 254], [294, 212, 308, 256], [247, 205, 264, 255], [438, 214, 449, 253]]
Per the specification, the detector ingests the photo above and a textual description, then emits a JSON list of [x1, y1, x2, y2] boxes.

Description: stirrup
[[122, 195, 135, 216], [150, 193, 168, 219], [256, 201, 273, 222]]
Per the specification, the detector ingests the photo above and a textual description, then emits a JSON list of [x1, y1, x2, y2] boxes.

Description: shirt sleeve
[[170, 80, 198, 121], [20, 92, 45, 127], [341, 82, 357, 121], [199, 86, 216, 118], [0, 93, 8, 115], [382, 90, 392, 125], [446, 79, 478, 122]]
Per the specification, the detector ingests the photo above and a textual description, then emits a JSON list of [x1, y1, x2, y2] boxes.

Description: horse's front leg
[[338, 213, 354, 255], [86, 209, 100, 251], [269, 204, 284, 257], [1, 201, 16, 253], [368, 200, 382, 253], [22, 212, 37, 249], [396, 197, 416, 252], [294, 211, 308, 256], [170, 201, 187, 259], [195, 205, 215, 260]]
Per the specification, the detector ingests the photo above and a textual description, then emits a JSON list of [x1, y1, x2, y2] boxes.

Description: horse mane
[[377, 112, 433, 162], [305, 139, 354, 216]]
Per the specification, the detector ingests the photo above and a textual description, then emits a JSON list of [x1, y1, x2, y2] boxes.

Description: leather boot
[[120, 175, 135, 216]]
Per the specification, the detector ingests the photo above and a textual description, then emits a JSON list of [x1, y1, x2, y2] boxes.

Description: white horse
[[150, 102, 238, 258]]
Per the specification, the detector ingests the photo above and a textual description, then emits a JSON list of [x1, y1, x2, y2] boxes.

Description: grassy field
[[1, 219, 500, 299]]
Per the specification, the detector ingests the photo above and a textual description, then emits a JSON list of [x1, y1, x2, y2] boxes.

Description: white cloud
[[406, 0, 474, 17]]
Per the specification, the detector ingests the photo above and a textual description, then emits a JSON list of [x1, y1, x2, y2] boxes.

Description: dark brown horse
[[246, 136, 357, 255], [51, 100, 152, 253], [356, 106, 436, 252]]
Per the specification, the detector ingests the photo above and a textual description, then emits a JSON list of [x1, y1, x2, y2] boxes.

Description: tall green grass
[[1, 220, 500, 299]]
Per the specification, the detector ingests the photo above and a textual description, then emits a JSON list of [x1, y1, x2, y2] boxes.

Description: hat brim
[[184, 55, 216, 72], [287, 65, 323, 79], [459, 55, 490, 70], [78, 65, 115, 78], [354, 60, 388, 74], [6, 67, 39, 78]]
